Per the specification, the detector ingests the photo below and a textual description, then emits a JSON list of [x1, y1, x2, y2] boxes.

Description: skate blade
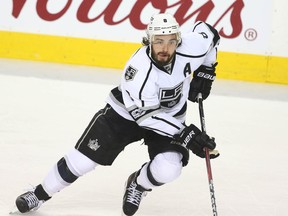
[[9, 206, 20, 215]]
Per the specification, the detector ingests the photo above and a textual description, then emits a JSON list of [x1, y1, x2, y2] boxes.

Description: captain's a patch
[[125, 65, 138, 81]]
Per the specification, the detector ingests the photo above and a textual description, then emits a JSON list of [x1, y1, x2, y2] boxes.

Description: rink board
[[0, 30, 287, 84]]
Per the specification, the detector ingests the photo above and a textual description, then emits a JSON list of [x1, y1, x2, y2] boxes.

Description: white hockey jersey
[[106, 21, 219, 137]]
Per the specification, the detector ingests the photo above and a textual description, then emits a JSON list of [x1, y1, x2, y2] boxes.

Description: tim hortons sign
[[11, 0, 245, 39]]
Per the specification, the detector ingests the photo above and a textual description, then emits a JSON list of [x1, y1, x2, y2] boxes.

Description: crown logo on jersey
[[125, 65, 138, 81], [87, 139, 100, 151]]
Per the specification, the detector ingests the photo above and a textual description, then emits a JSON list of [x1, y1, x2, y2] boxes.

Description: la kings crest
[[125, 65, 138, 81]]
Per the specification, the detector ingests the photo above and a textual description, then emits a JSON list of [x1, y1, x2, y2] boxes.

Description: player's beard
[[152, 50, 175, 67]]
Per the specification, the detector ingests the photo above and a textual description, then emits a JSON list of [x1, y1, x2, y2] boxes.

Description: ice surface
[[0, 58, 288, 216]]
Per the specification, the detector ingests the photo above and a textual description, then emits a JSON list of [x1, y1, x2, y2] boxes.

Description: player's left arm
[[188, 22, 220, 102]]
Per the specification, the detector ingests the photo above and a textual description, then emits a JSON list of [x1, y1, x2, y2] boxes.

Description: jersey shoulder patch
[[125, 65, 138, 81]]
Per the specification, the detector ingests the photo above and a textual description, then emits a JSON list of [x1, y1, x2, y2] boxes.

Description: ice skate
[[14, 185, 50, 213], [122, 172, 151, 216]]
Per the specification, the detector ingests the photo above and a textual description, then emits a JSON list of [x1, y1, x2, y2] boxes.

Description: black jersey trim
[[151, 116, 182, 130], [179, 21, 214, 58], [192, 21, 203, 31], [141, 126, 172, 137], [139, 62, 153, 107], [176, 51, 207, 58], [110, 86, 124, 105], [173, 102, 187, 118]]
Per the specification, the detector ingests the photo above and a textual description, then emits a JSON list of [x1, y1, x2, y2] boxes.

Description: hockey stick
[[197, 93, 218, 216]]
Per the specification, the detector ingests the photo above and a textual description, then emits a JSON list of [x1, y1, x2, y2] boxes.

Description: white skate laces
[[15, 189, 45, 213], [126, 181, 147, 206], [122, 172, 151, 216], [24, 192, 41, 209]]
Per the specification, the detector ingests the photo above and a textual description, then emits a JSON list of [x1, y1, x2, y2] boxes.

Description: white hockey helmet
[[146, 13, 181, 42]]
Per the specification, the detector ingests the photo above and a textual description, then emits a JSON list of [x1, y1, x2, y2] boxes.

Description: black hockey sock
[[34, 184, 51, 201]]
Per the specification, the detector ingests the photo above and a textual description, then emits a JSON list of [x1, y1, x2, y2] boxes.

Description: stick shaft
[[198, 93, 218, 216]]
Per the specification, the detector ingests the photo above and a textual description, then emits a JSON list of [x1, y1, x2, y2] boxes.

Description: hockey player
[[14, 13, 220, 215]]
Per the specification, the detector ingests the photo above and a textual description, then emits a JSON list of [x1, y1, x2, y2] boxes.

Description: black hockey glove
[[174, 124, 219, 159], [188, 63, 217, 103]]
